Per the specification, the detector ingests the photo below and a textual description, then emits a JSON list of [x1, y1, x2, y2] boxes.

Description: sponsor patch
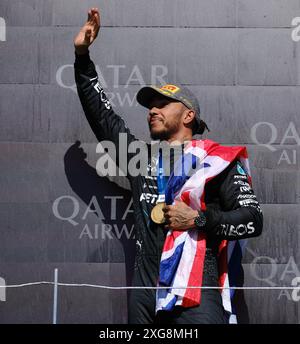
[[234, 180, 250, 186], [160, 84, 180, 94], [237, 163, 246, 176], [239, 199, 259, 206], [234, 175, 247, 179], [237, 194, 256, 199], [240, 186, 251, 192], [218, 222, 255, 236]]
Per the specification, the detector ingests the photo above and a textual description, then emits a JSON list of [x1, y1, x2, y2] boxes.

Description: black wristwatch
[[194, 210, 207, 228]]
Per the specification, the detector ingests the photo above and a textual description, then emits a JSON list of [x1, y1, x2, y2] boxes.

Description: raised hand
[[74, 8, 101, 55]]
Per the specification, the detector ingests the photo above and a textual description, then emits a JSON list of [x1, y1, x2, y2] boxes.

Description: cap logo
[[160, 84, 180, 94]]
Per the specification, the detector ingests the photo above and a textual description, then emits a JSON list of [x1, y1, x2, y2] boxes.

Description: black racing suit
[[74, 52, 263, 324]]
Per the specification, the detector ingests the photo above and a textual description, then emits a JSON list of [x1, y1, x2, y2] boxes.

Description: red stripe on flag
[[218, 240, 228, 291], [181, 190, 191, 206], [247, 175, 252, 186], [181, 232, 206, 307], [163, 231, 184, 252], [200, 190, 206, 211], [188, 139, 248, 162]]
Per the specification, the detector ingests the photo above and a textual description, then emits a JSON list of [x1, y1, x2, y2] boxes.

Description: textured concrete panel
[[0, 204, 49, 263], [57, 263, 127, 324], [43, 87, 82, 143], [0, 263, 127, 324], [247, 145, 300, 169], [174, 0, 236, 28], [46, 198, 118, 263], [47, 187, 134, 265], [230, 86, 300, 143], [241, 264, 299, 324], [0, 143, 50, 203], [54, 27, 177, 87], [0, 264, 53, 324], [238, 0, 300, 28], [238, 29, 297, 85], [0, 0, 53, 26], [174, 29, 236, 85], [251, 167, 299, 204], [0, 85, 50, 142], [52, 27, 236, 87], [243, 204, 300, 264], [232, 86, 300, 144], [109, 263, 129, 324], [53, 0, 236, 27], [53, 0, 175, 27], [194, 86, 300, 144], [0, 27, 51, 84], [0, 85, 82, 143]]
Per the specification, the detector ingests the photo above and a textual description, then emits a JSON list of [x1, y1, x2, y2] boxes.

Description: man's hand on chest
[[162, 200, 199, 231]]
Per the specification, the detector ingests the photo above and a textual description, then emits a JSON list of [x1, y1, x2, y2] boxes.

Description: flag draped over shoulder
[[156, 139, 250, 324]]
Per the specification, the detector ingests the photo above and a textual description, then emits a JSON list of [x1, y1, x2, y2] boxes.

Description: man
[[74, 8, 263, 324]]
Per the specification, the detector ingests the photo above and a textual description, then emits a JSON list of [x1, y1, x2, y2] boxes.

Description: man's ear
[[183, 109, 196, 126]]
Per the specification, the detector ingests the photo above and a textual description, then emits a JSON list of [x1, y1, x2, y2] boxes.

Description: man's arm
[[163, 161, 263, 241], [74, 8, 137, 163], [202, 160, 263, 240]]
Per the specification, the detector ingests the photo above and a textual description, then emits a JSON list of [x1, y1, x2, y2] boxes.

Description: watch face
[[195, 213, 206, 227]]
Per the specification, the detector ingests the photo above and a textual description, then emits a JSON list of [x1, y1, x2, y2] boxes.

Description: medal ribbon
[[157, 143, 207, 205], [156, 148, 168, 203], [165, 151, 196, 205]]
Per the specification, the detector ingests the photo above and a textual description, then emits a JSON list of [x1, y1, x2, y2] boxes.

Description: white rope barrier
[[0, 282, 299, 290]]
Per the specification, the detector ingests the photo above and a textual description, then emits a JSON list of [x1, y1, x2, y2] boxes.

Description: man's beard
[[149, 120, 181, 141]]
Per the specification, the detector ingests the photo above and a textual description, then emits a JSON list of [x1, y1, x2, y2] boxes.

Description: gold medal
[[151, 202, 166, 224]]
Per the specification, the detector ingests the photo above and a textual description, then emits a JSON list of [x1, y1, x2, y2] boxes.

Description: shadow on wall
[[63, 141, 136, 288]]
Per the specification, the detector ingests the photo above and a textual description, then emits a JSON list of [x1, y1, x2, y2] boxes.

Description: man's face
[[147, 96, 187, 141]]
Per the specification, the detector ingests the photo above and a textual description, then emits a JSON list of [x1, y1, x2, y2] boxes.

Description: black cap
[[136, 83, 209, 134]]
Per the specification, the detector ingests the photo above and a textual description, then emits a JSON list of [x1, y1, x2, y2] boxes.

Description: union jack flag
[[156, 139, 250, 324]]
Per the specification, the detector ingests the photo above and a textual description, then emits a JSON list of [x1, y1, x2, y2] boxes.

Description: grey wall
[[0, 0, 299, 324]]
